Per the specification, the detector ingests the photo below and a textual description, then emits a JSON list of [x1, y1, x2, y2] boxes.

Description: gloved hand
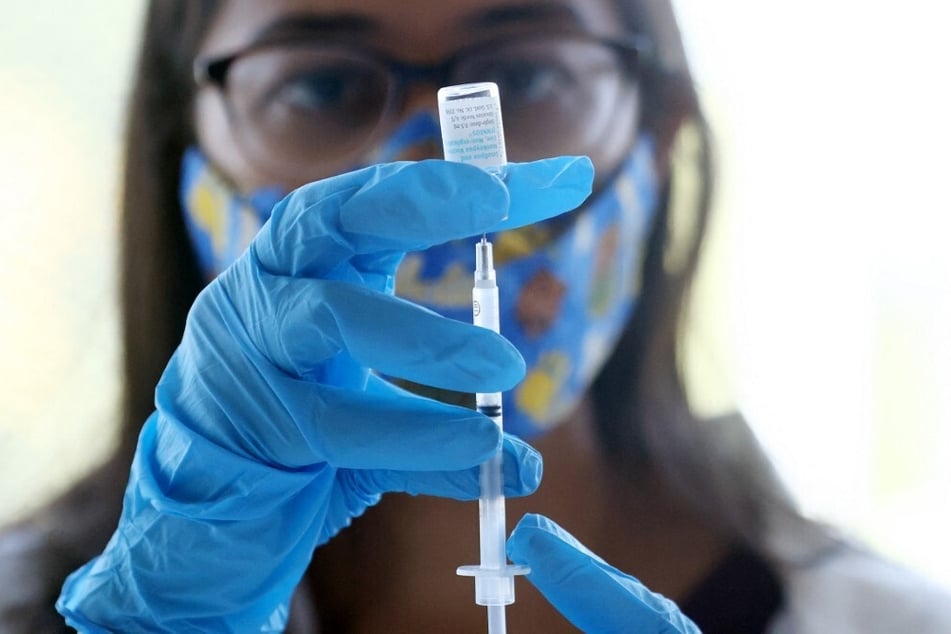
[[56, 157, 594, 633], [508, 514, 701, 634]]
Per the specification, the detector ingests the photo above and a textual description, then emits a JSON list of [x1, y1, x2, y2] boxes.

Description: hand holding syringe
[[437, 83, 528, 634]]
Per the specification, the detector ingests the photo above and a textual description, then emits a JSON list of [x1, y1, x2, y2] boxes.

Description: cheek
[[193, 91, 299, 194]]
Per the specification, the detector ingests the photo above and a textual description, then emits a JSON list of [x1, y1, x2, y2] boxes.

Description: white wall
[[675, 0, 951, 589], [0, 3, 141, 518]]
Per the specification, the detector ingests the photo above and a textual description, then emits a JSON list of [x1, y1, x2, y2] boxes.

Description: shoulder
[[0, 457, 128, 633], [771, 540, 951, 633], [0, 521, 72, 633]]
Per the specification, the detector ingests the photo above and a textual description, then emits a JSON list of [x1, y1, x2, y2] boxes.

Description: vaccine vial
[[436, 83, 507, 176]]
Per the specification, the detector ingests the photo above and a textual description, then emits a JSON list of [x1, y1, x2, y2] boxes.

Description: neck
[[307, 394, 728, 632]]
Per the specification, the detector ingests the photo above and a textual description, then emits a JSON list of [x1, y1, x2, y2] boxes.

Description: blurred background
[[1, 0, 949, 590]]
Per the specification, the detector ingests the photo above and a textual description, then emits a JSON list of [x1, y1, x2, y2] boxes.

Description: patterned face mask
[[179, 112, 659, 438]]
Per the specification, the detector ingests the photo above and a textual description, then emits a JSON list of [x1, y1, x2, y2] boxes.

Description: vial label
[[437, 83, 507, 173]]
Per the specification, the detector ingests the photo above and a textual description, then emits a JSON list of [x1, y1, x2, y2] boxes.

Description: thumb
[[507, 514, 700, 634]]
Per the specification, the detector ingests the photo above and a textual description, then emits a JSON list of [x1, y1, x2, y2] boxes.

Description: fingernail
[[520, 449, 544, 492], [559, 156, 595, 191], [541, 155, 595, 190]]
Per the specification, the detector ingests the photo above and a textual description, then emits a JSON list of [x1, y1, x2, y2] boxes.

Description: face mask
[[179, 113, 659, 439], [179, 149, 284, 279], [179, 112, 441, 277]]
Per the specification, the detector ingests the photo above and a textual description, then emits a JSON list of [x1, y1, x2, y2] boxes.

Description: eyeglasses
[[194, 32, 645, 183]]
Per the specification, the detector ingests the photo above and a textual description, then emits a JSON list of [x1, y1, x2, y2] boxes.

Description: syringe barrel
[[473, 237, 511, 606], [475, 452, 514, 606], [479, 453, 506, 563]]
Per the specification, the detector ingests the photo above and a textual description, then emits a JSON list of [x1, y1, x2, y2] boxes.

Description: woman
[[4, 0, 950, 632]]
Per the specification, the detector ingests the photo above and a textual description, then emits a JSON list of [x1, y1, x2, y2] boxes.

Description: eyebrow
[[463, 2, 586, 31]]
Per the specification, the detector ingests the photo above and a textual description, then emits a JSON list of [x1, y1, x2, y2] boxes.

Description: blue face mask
[[179, 112, 659, 438]]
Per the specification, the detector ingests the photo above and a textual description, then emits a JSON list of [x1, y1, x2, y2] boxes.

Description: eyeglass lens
[[223, 35, 634, 180]]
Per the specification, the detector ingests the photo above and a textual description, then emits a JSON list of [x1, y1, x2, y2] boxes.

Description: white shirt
[[766, 510, 951, 633]]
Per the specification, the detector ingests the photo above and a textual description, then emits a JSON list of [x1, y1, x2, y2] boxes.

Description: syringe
[[437, 83, 528, 634]]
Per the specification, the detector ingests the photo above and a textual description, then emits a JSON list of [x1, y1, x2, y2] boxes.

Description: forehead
[[201, 0, 627, 57]]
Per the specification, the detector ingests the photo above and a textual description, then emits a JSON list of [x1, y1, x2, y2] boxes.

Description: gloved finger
[[341, 156, 596, 245], [507, 514, 701, 634], [349, 434, 543, 501], [336, 155, 595, 290], [253, 160, 505, 279], [253, 157, 594, 278], [490, 156, 594, 232], [232, 271, 524, 392], [284, 379, 503, 471]]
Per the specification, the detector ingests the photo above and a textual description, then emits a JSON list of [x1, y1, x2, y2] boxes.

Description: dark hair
[[593, 2, 779, 544], [4, 0, 807, 629], [120, 1, 218, 458]]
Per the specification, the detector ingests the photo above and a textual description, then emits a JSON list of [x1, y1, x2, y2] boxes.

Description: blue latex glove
[[508, 514, 701, 633], [57, 157, 594, 633]]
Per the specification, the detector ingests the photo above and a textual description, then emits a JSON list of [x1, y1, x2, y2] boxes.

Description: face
[[184, 0, 657, 437], [194, 0, 641, 193]]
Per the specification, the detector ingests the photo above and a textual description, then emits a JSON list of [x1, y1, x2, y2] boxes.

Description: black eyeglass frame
[[193, 30, 652, 94]]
